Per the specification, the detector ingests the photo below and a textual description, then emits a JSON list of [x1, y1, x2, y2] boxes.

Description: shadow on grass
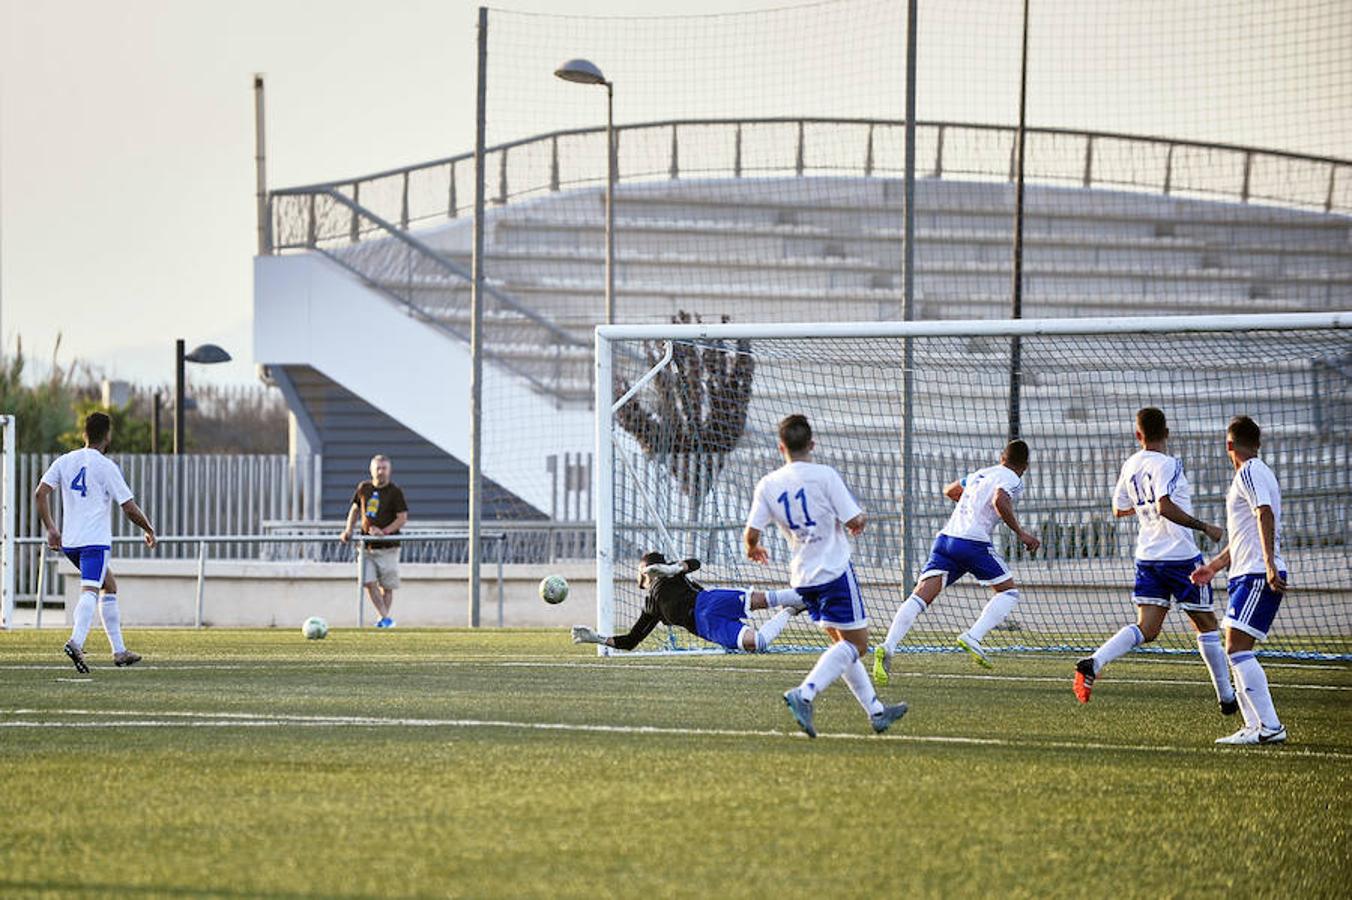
[[0, 881, 386, 899]]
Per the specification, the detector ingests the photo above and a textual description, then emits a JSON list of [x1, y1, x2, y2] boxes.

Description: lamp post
[[174, 340, 232, 455], [554, 58, 615, 325]]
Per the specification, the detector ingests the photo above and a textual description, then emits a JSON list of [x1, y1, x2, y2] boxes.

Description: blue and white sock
[[766, 589, 802, 608], [840, 659, 885, 716], [1230, 651, 1281, 732], [883, 595, 927, 653], [1196, 631, 1235, 703], [967, 589, 1019, 642], [799, 641, 858, 701], [69, 590, 98, 648], [100, 594, 126, 655], [1091, 624, 1144, 675], [754, 608, 793, 651]]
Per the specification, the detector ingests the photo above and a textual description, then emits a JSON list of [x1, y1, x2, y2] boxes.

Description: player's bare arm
[[743, 526, 768, 563], [121, 499, 157, 549], [994, 489, 1039, 552], [943, 480, 964, 502], [843, 513, 866, 536], [1156, 495, 1223, 542], [35, 482, 61, 550], [1112, 504, 1136, 519], [1191, 546, 1231, 585], [1256, 505, 1286, 592]]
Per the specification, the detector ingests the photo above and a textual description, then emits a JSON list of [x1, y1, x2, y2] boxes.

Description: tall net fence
[[265, 0, 1350, 535], [600, 318, 1352, 658]]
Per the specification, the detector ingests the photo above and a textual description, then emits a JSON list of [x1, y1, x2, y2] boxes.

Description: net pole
[[594, 331, 616, 655], [467, 5, 488, 628], [1007, 0, 1030, 441], [901, 0, 918, 594]]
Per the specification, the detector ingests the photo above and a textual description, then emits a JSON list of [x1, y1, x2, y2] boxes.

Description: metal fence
[[271, 117, 1352, 252], [19, 532, 509, 630]]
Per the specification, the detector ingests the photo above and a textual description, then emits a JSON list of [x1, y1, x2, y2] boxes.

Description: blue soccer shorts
[[794, 565, 868, 631], [1134, 556, 1212, 612], [1223, 572, 1286, 641], [694, 589, 750, 650], [920, 535, 1012, 587], [63, 546, 110, 589]]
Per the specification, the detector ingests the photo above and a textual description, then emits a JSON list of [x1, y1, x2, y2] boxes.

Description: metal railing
[[19, 531, 509, 630], [271, 117, 1352, 253]]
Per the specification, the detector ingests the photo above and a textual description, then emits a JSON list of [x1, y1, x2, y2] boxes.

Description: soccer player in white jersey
[[35, 412, 157, 672], [1074, 408, 1236, 714], [1191, 416, 1288, 745], [873, 440, 1039, 683], [744, 414, 908, 738]]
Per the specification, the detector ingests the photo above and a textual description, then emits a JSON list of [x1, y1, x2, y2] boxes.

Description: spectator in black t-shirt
[[340, 454, 409, 628]]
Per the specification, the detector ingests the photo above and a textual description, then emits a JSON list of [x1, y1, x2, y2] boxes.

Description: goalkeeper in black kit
[[572, 551, 807, 652]]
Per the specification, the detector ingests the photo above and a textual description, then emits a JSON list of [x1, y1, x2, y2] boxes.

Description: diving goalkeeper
[[572, 552, 806, 652]]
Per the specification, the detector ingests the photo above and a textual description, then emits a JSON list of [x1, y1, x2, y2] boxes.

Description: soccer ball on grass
[[539, 575, 569, 605], [301, 616, 329, 640]]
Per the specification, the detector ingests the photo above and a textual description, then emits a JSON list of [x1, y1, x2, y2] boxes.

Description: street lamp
[[174, 339, 232, 455], [554, 58, 616, 325]]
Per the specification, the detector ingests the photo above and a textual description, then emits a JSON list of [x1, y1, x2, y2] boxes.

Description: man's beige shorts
[[362, 547, 401, 590]]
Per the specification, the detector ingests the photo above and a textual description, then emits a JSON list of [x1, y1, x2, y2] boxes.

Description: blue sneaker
[[375, 617, 392, 629], [783, 687, 816, 738], [870, 702, 909, 734]]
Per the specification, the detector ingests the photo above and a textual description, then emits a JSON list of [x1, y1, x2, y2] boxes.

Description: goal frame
[[594, 311, 1351, 656]]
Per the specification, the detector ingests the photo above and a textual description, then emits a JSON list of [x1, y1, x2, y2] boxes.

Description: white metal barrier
[[17, 531, 507, 630]]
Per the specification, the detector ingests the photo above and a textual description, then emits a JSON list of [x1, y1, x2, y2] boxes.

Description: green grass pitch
[[2, 629, 1349, 898]]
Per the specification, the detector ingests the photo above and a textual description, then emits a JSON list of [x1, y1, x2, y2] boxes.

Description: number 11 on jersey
[[776, 488, 818, 529]]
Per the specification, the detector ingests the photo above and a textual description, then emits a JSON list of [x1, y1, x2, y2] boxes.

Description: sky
[[2, 0, 1347, 388]]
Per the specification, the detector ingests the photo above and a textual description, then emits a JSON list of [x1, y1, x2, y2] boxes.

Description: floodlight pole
[[1007, 0, 1030, 441], [254, 74, 271, 256], [467, 5, 489, 628], [901, 0, 918, 592], [605, 82, 616, 325], [174, 339, 186, 455]]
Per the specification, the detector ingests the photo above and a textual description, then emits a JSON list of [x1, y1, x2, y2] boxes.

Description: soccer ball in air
[[301, 616, 329, 640], [539, 575, 569, 605]]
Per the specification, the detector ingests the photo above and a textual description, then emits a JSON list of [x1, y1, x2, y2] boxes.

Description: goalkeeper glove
[[640, 561, 686, 578], [571, 625, 606, 645]]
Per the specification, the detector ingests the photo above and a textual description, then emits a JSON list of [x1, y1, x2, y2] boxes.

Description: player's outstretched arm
[[994, 490, 1039, 552], [1191, 546, 1231, 585], [601, 611, 661, 651], [1156, 496, 1223, 542], [121, 500, 157, 549], [35, 483, 61, 550]]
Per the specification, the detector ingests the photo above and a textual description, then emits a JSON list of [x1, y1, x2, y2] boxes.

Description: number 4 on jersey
[[71, 466, 89, 498]]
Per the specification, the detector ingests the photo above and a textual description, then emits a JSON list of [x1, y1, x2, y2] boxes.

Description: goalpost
[[596, 312, 1352, 660]]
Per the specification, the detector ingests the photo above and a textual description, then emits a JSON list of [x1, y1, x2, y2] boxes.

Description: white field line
[[2, 659, 1349, 691], [2, 707, 1350, 761]]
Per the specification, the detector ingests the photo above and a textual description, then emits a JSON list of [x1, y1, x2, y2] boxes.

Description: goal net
[[1, 414, 15, 630], [596, 313, 1352, 660]]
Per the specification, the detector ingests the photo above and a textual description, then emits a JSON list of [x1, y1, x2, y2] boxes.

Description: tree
[[0, 337, 87, 452], [614, 312, 754, 510], [58, 398, 166, 453]]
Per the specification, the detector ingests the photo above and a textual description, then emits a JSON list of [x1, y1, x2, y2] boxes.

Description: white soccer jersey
[[1226, 457, 1284, 577], [40, 448, 134, 549], [940, 463, 1024, 544], [746, 461, 863, 588], [1113, 449, 1200, 561]]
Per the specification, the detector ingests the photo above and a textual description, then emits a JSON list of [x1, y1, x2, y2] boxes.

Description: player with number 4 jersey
[[744, 414, 908, 738], [35, 413, 157, 672], [1073, 408, 1234, 712]]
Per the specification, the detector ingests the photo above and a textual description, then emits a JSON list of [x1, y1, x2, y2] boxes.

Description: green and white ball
[[539, 575, 569, 605], [301, 616, 329, 640]]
